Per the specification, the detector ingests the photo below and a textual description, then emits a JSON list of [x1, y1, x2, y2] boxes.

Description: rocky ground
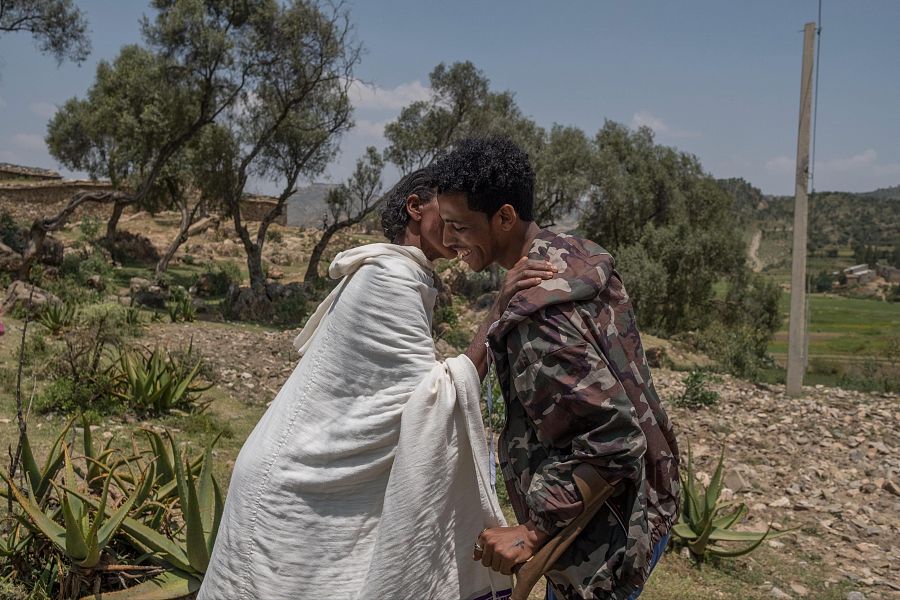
[[656, 370, 900, 597]]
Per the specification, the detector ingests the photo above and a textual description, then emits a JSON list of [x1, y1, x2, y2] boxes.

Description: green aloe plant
[[38, 301, 75, 335], [113, 346, 211, 414], [2, 444, 144, 570], [672, 442, 794, 561], [69, 432, 223, 598]]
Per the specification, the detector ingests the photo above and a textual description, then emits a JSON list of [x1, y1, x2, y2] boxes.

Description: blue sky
[[1, 1, 898, 196]]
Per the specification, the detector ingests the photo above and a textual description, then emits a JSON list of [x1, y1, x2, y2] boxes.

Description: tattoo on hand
[[512, 538, 525, 550]]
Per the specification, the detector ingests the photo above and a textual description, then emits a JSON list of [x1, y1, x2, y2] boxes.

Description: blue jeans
[[545, 533, 670, 600]]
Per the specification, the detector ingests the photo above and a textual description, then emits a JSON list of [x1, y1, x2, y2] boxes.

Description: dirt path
[[749, 229, 763, 272]]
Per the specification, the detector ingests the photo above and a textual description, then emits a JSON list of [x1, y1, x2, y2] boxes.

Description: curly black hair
[[430, 136, 535, 221], [380, 168, 437, 242]]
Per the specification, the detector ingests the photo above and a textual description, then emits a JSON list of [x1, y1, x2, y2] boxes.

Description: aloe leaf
[[21, 435, 42, 496], [182, 459, 209, 573], [1, 470, 66, 551], [62, 445, 84, 519], [209, 476, 224, 556], [57, 483, 90, 561], [76, 569, 201, 600], [97, 470, 144, 548], [197, 445, 215, 535], [707, 525, 774, 558], [706, 448, 726, 516], [712, 504, 748, 530], [143, 430, 174, 483], [671, 522, 698, 541]]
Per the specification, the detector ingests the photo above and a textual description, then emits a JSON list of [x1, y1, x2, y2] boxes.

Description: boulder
[[2, 281, 61, 314], [0, 242, 23, 273]]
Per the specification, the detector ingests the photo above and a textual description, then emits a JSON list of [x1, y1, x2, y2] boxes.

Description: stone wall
[[0, 163, 62, 181], [0, 181, 116, 221], [239, 196, 286, 225]]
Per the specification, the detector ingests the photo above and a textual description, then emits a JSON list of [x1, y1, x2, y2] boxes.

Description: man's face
[[416, 196, 457, 261], [437, 192, 497, 272]]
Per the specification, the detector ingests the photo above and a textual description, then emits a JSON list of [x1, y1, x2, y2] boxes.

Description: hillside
[[717, 179, 900, 273]]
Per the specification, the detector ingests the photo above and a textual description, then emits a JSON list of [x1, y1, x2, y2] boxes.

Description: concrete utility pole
[[786, 22, 817, 396]]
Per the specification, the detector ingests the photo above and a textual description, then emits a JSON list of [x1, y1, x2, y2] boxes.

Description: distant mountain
[[284, 183, 339, 228], [859, 185, 900, 201]]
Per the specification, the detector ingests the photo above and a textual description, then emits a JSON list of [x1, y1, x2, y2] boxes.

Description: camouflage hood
[[491, 228, 617, 341]]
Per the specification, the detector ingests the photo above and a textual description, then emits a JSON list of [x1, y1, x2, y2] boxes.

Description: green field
[[769, 292, 900, 358]]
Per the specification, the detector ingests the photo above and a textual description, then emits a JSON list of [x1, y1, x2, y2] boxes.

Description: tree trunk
[[105, 200, 126, 243], [246, 244, 266, 293], [155, 200, 198, 279], [304, 224, 339, 283], [18, 224, 48, 280]]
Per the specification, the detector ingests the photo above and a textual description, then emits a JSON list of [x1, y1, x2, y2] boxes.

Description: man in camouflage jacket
[[433, 137, 680, 599]]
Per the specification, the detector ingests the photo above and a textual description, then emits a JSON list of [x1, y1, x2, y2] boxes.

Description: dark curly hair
[[380, 168, 437, 242], [430, 136, 534, 221]]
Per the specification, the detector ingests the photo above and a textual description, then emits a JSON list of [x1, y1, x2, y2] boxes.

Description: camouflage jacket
[[487, 229, 680, 600]]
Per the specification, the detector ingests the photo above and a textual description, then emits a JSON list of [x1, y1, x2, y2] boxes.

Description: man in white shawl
[[200, 169, 556, 600]]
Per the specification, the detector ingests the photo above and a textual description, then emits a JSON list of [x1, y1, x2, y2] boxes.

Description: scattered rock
[[2, 280, 60, 314], [87, 274, 105, 291], [770, 586, 791, 599], [724, 465, 752, 492], [130, 277, 151, 294], [882, 479, 899, 497]]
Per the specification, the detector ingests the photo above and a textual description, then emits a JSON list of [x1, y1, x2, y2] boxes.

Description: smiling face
[[415, 194, 457, 261], [437, 191, 505, 272], [402, 192, 457, 261]]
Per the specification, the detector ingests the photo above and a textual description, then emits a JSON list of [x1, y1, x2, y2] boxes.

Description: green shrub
[[57, 247, 113, 297], [272, 290, 309, 327], [675, 371, 721, 409], [34, 374, 119, 417], [77, 215, 101, 243], [695, 323, 774, 379], [31, 309, 125, 416], [0, 209, 26, 253], [266, 229, 283, 243], [194, 261, 242, 296]]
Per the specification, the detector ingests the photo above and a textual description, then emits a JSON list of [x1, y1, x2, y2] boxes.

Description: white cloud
[[352, 118, 390, 139], [816, 148, 900, 177], [631, 111, 699, 139], [765, 155, 795, 175], [29, 102, 57, 119], [11, 133, 45, 151], [348, 79, 431, 111]]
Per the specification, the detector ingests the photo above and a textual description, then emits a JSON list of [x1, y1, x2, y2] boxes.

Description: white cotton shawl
[[199, 243, 512, 600]]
